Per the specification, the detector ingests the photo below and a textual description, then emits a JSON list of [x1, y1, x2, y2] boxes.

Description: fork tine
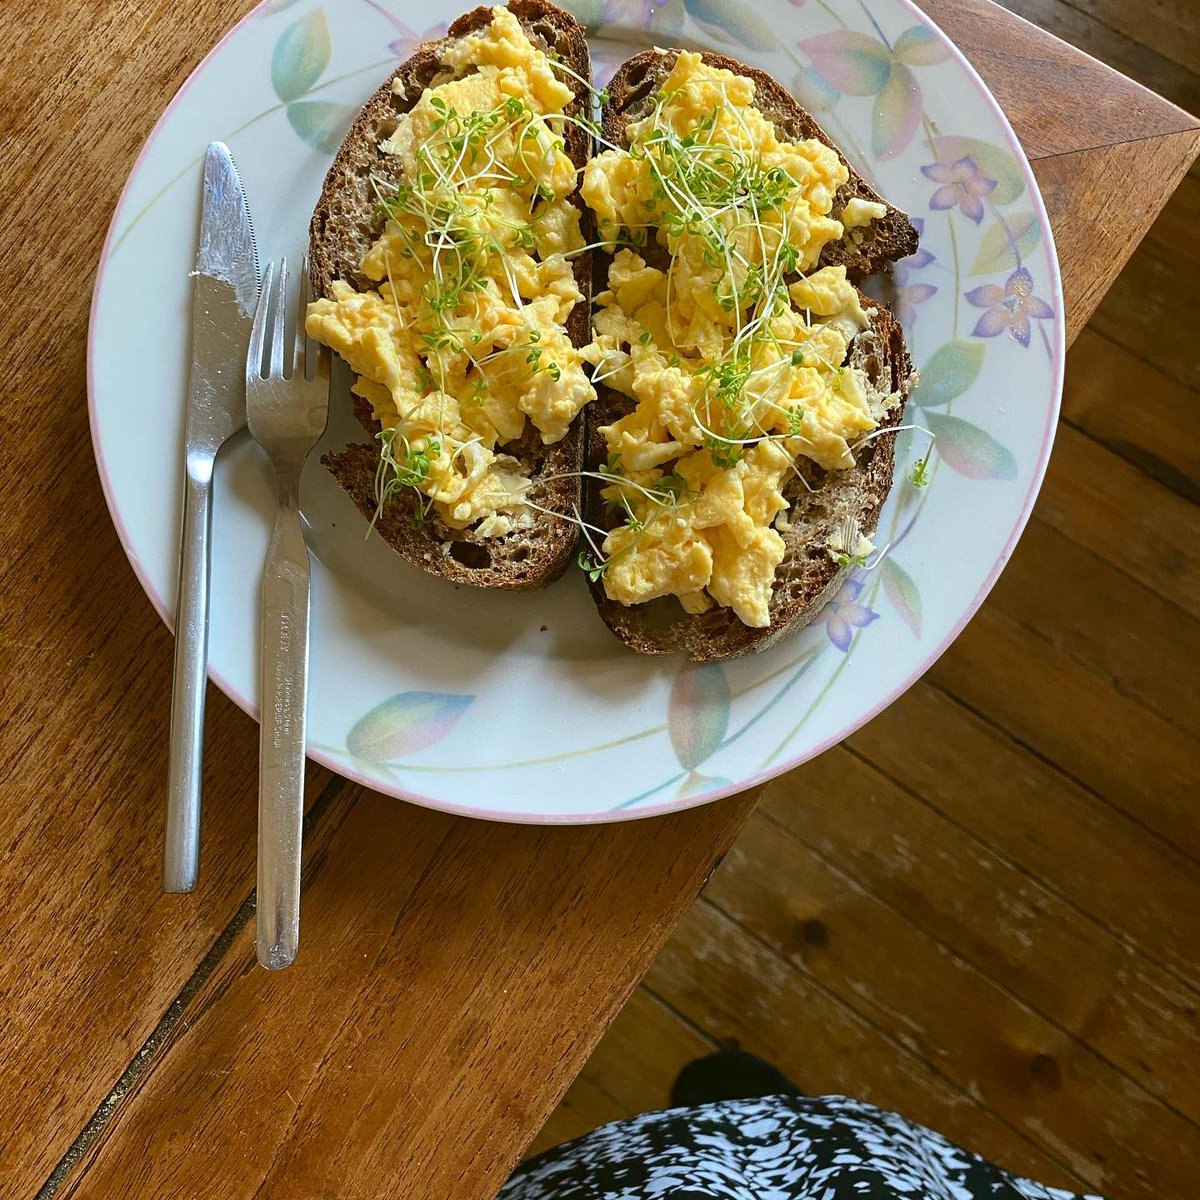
[[270, 257, 288, 379], [296, 257, 312, 380], [248, 260, 275, 383], [330, 350, 353, 400]]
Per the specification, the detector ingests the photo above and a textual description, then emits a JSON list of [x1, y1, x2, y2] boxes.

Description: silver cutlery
[[164, 142, 259, 894], [246, 257, 330, 969]]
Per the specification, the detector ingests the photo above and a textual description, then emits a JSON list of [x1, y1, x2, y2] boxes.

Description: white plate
[[89, 0, 1063, 822]]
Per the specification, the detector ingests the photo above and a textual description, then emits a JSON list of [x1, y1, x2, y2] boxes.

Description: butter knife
[[163, 142, 259, 893]]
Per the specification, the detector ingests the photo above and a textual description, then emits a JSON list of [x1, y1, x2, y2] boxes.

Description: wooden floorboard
[[847, 683, 1200, 989], [997, 0, 1200, 114], [762, 752, 1200, 1119], [537, 3, 1200, 1196], [1063, 329, 1200, 503], [703, 816, 1200, 1199], [648, 900, 1088, 1189]]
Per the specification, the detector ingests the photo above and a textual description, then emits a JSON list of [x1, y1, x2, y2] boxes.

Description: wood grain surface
[[56, 787, 758, 1199], [1, 0, 1197, 1198]]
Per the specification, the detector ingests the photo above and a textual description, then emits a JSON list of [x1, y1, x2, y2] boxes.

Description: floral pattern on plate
[[88, 0, 1063, 820]]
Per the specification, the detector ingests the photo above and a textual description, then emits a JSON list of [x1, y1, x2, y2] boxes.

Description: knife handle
[[256, 468, 310, 970], [164, 454, 215, 893]]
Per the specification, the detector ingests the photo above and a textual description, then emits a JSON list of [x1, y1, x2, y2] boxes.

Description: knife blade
[[163, 141, 259, 893]]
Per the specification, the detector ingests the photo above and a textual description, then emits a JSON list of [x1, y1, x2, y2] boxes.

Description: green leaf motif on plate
[[881, 558, 922, 637], [792, 66, 840, 114], [892, 24, 949, 66], [668, 662, 731, 770], [287, 100, 354, 153], [970, 212, 1041, 275], [683, 0, 778, 51], [801, 28, 940, 159], [931, 136, 1024, 205], [911, 339, 985, 408], [873, 63, 921, 161], [800, 31, 891, 96], [925, 413, 1017, 481], [272, 9, 330, 103], [346, 691, 474, 763], [677, 770, 733, 799]]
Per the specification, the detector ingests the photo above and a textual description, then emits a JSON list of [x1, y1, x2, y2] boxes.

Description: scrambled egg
[[305, 5, 594, 537], [579, 52, 885, 627]]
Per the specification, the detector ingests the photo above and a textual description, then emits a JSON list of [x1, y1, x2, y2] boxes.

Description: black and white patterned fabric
[[500, 1095, 1101, 1200]]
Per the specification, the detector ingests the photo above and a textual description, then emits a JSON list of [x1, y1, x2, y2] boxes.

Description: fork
[[246, 257, 329, 970]]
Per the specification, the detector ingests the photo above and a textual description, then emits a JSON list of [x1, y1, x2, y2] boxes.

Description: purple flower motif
[[818, 572, 879, 652], [965, 266, 1054, 347], [862, 263, 936, 328], [901, 216, 936, 271], [387, 21, 448, 59], [603, 0, 669, 26], [894, 281, 938, 328], [921, 156, 997, 224]]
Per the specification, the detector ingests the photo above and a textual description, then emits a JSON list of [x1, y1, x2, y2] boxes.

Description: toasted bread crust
[[587, 49, 918, 660], [310, 0, 592, 590]]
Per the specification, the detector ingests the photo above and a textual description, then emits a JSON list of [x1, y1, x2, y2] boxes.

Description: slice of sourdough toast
[[310, 0, 592, 590], [585, 303, 914, 661], [586, 50, 919, 660], [602, 49, 919, 278]]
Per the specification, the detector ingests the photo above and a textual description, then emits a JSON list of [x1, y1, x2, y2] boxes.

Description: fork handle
[[164, 455, 215, 893], [256, 469, 310, 970]]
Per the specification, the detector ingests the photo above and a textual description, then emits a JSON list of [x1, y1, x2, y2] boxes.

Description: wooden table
[[3, 2, 1197, 1197]]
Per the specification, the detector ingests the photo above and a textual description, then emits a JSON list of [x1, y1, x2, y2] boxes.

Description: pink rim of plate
[[87, 0, 1065, 825]]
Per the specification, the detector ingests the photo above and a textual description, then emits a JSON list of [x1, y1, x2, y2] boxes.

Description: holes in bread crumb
[[412, 62, 438, 89], [622, 63, 659, 110], [625, 61, 651, 87], [449, 541, 492, 569]]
